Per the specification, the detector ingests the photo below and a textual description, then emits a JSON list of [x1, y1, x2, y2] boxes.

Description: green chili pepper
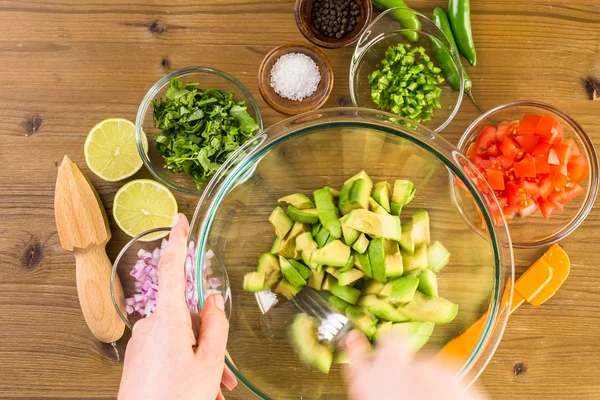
[[431, 7, 471, 92], [372, 0, 421, 42], [448, 0, 477, 66]]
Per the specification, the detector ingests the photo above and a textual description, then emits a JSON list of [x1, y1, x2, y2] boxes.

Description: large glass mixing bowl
[[189, 108, 514, 399]]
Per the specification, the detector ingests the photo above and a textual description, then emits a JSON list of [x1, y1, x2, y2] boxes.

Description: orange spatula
[[435, 244, 570, 362]]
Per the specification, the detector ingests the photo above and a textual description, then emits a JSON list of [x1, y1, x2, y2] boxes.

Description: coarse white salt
[[270, 53, 321, 101]]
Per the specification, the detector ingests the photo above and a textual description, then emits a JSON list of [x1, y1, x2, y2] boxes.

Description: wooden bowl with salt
[[258, 42, 334, 115]]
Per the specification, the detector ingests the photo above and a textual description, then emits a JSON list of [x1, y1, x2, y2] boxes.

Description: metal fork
[[292, 287, 352, 346]]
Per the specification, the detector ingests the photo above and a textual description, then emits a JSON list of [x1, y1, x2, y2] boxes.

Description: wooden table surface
[[1, 0, 599, 399]]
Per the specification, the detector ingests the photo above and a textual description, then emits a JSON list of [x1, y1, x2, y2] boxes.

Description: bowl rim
[[456, 100, 599, 249], [349, 6, 465, 134], [135, 66, 264, 197], [190, 107, 514, 396]]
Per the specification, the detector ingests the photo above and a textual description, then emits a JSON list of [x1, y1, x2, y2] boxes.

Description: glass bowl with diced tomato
[[457, 100, 598, 248]]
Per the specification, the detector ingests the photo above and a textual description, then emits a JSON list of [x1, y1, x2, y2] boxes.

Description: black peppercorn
[[311, 0, 360, 39]]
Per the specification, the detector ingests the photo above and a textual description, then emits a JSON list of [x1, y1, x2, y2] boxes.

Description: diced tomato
[[548, 149, 560, 165], [484, 144, 501, 157], [532, 142, 551, 157], [499, 137, 522, 159], [497, 196, 508, 209], [486, 168, 505, 191], [519, 200, 538, 217], [548, 192, 566, 212], [548, 120, 565, 144], [552, 172, 568, 190], [552, 143, 571, 165], [538, 199, 555, 219], [567, 155, 588, 183], [503, 204, 519, 221], [539, 178, 554, 199], [514, 159, 537, 178], [550, 164, 568, 176], [535, 114, 556, 138], [506, 181, 527, 206], [466, 143, 477, 159], [520, 180, 539, 195], [520, 114, 542, 135], [533, 156, 550, 174], [565, 184, 584, 201], [475, 126, 497, 151], [496, 120, 519, 141], [515, 135, 540, 153], [498, 155, 514, 169], [566, 138, 581, 159]]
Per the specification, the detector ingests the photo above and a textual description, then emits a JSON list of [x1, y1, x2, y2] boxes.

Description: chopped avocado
[[311, 222, 322, 237], [390, 202, 402, 216], [311, 240, 351, 267], [352, 233, 370, 254], [346, 306, 377, 338], [243, 271, 266, 292], [354, 252, 373, 278], [391, 322, 435, 351], [392, 180, 416, 207], [279, 256, 306, 289], [325, 265, 340, 279], [389, 275, 420, 303], [308, 269, 325, 289], [275, 279, 299, 299], [358, 295, 410, 322], [399, 221, 415, 254], [328, 294, 351, 313], [275, 222, 311, 259], [265, 271, 282, 288], [289, 259, 311, 280], [348, 178, 373, 210], [400, 291, 458, 324], [338, 268, 365, 286], [345, 209, 402, 242], [412, 209, 430, 245], [314, 187, 342, 239], [402, 244, 429, 273], [418, 269, 439, 297], [296, 231, 314, 252], [321, 274, 337, 291], [368, 238, 387, 282], [257, 253, 280, 276], [338, 181, 354, 215], [286, 206, 320, 224], [331, 283, 361, 305], [372, 181, 392, 213], [269, 206, 293, 238], [324, 235, 336, 246], [340, 214, 360, 246], [278, 193, 315, 209], [314, 225, 330, 248], [290, 313, 333, 374], [345, 170, 373, 187], [368, 197, 389, 215], [329, 187, 341, 197], [271, 237, 282, 254], [340, 254, 355, 272], [380, 281, 392, 297], [362, 279, 386, 295], [428, 241, 450, 273], [384, 239, 403, 278], [374, 321, 393, 340]]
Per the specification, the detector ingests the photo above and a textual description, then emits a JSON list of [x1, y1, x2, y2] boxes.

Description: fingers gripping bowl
[[188, 108, 514, 398]]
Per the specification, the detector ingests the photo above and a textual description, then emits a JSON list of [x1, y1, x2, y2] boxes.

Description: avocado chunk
[[275, 279, 299, 299], [314, 225, 330, 248], [338, 268, 365, 286], [418, 269, 439, 297], [289, 259, 311, 280], [328, 294, 351, 313], [412, 209, 430, 245], [352, 233, 370, 254], [368, 197, 389, 215], [314, 187, 342, 239], [243, 271, 266, 292], [389, 275, 420, 303], [384, 239, 404, 278], [374, 321, 393, 340], [331, 282, 361, 305], [287, 206, 320, 224], [329, 187, 341, 197], [345, 209, 402, 242], [311, 240, 351, 267], [428, 241, 450, 273], [391, 322, 435, 351], [400, 291, 458, 324], [354, 251, 373, 278], [311, 222, 322, 237], [325, 266, 340, 279], [348, 178, 373, 210], [368, 238, 387, 282], [391, 180, 416, 215], [362, 279, 386, 295], [296, 232, 320, 270], [402, 244, 429, 273], [271, 237, 282, 254], [290, 313, 333, 374], [279, 256, 306, 289], [265, 271, 282, 288], [399, 221, 415, 254], [340, 254, 355, 272], [338, 181, 354, 215], [346, 306, 377, 339], [321, 274, 337, 291], [269, 206, 293, 238], [340, 214, 360, 246], [278, 193, 315, 209], [372, 181, 392, 213], [380, 281, 392, 297], [273, 222, 311, 259], [308, 269, 326, 289], [358, 295, 410, 322], [257, 253, 280, 276]]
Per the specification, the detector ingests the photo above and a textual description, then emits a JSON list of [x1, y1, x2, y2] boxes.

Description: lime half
[[84, 118, 147, 182], [113, 179, 178, 241]]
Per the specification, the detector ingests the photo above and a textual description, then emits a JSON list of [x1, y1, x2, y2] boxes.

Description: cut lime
[[84, 118, 147, 182], [113, 179, 178, 241]]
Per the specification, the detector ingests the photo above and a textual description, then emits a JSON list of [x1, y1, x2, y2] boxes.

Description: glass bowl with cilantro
[[349, 8, 464, 133], [136, 67, 263, 195]]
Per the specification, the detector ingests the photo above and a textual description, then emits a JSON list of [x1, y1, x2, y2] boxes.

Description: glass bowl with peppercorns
[[350, 7, 464, 133]]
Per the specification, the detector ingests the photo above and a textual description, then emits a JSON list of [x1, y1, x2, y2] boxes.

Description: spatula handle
[[75, 245, 126, 343]]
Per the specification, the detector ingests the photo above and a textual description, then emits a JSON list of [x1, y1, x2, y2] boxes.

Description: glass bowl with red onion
[[110, 227, 231, 329]]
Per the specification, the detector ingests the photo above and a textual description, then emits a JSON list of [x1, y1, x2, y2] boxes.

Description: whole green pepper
[[372, 0, 421, 42], [448, 0, 477, 66], [431, 7, 471, 93]]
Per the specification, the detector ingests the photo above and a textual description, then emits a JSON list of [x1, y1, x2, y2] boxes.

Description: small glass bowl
[[135, 67, 264, 197], [350, 7, 464, 133], [457, 100, 599, 248]]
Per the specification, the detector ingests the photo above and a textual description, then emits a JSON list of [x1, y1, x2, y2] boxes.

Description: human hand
[[344, 330, 485, 400], [118, 214, 237, 400]]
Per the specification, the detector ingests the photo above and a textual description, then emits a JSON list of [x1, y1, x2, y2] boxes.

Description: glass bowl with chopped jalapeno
[[350, 8, 464, 133], [189, 108, 514, 399], [135, 67, 263, 196]]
